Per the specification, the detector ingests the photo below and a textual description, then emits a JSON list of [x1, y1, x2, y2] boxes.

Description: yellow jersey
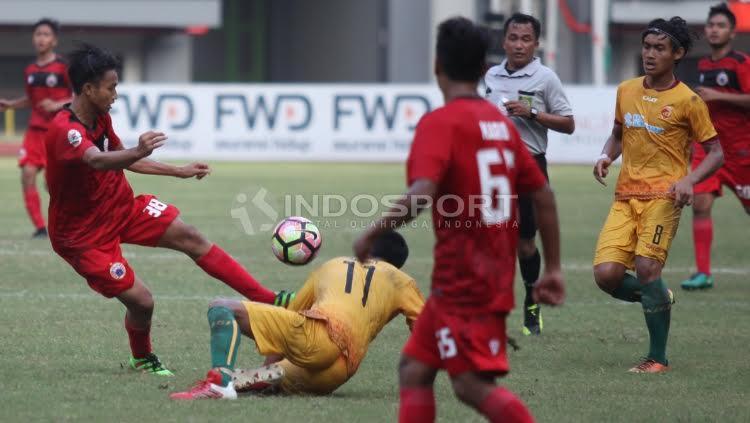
[[288, 257, 425, 375], [614, 77, 717, 200]]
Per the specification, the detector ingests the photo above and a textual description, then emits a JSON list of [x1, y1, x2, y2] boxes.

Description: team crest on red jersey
[[660, 106, 673, 120], [109, 262, 126, 280], [67, 129, 82, 147], [45, 73, 58, 87]]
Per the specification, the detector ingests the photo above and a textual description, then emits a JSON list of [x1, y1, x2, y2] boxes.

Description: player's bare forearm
[[128, 158, 181, 176], [530, 185, 561, 272], [353, 179, 436, 261], [0, 96, 30, 110], [689, 139, 724, 184], [712, 91, 750, 109], [83, 146, 148, 170], [601, 124, 623, 160], [539, 113, 575, 134]]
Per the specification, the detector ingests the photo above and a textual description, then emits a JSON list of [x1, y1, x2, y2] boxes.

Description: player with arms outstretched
[[353, 17, 564, 423], [682, 3, 750, 291], [0, 19, 72, 238], [46, 44, 283, 376], [170, 231, 424, 399], [592, 17, 724, 373]]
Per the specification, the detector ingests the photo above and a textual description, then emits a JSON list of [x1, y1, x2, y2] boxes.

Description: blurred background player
[[593, 17, 724, 373], [484, 12, 574, 336], [0, 18, 72, 238], [170, 231, 424, 400], [682, 3, 750, 291], [46, 43, 284, 376], [353, 17, 564, 423]]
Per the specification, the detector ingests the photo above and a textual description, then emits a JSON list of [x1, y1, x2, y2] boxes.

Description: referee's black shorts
[[518, 153, 549, 240]]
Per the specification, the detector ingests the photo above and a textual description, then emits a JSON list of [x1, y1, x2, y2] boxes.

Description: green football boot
[[129, 353, 174, 376], [522, 304, 543, 336], [680, 272, 714, 291]]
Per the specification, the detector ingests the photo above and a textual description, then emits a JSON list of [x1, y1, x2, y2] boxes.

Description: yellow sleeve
[[399, 278, 425, 330], [287, 270, 318, 312], [688, 95, 718, 143], [614, 84, 624, 124]]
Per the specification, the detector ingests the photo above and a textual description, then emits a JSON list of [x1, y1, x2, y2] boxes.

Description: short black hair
[[436, 17, 489, 82], [642, 17, 695, 57], [33, 18, 60, 36], [708, 3, 736, 28], [503, 13, 541, 40], [370, 230, 409, 269], [67, 43, 120, 95]]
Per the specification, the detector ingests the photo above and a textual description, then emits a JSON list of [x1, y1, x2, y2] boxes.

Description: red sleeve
[[406, 111, 453, 186], [738, 58, 750, 94], [512, 125, 547, 194], [23, 67, 32, 100], [55, 124, 95, 162]]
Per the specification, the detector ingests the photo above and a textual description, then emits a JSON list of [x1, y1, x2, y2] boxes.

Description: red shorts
[[402, 298, 509, 376], [18, 126, 47, 168], [57, 195, 180, 298], [692, 142, 750, 207]]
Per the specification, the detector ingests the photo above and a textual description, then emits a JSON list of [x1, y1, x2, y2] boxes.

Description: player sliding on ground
[[45, 43, 284, 376], [592, 17, 724, 373], [353, 17, 564, 423], [170, 231, 424, 399]]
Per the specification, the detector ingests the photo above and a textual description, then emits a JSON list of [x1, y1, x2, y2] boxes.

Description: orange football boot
[[628, 358, 670, 373]]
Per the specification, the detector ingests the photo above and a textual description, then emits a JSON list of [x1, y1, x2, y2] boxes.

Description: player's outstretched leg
[[20, 165, 46, 238], [450, 372, 534, 423], [116, 277, 172, 376], [682, 193, 715, 291], [157, 218, 277, 303], [398, 356, 438, 423], [171, 299, 250, 400], [631, 257, 671, 373]]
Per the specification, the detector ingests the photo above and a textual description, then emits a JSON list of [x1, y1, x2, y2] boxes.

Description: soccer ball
[[271, 216, 322, 265]]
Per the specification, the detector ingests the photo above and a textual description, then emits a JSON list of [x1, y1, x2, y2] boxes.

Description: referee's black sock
[[520, 249, 541, 306]]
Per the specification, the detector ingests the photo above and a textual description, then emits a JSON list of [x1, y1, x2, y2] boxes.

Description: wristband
[[595, 153, 610, 163]]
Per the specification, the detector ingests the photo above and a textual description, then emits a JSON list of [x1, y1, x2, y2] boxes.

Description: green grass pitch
[[0, 158, 748, 422]]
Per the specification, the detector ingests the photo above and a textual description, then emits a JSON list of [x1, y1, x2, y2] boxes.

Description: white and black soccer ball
[[271, 216, 322, 265]]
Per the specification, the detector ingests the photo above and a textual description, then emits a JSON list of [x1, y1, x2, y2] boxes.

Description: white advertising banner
[[110, 84, 616, 164]]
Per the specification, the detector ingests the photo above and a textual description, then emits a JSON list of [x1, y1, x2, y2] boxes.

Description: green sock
[[611, 273, 642, 303], [640, 278, 671, 365], [208, 306, 241, 386]]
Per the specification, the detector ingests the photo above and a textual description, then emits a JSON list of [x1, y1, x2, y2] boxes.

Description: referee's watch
[[529, 107, 539, 120]]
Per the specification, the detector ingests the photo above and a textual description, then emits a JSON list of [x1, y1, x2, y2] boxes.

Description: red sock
[[693, 217, 713, 275], [478, 387, 535, 423], [196, 244, 276, 303], [124, 317, 152, 359], [399, 387, 435, 423], [23, 187, 45, 229]]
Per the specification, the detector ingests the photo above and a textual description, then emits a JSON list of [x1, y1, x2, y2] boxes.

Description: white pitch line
[[2, 248, 748, 275]]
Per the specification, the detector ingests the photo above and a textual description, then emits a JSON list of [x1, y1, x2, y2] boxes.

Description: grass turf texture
[[0, 158, 748, 422]]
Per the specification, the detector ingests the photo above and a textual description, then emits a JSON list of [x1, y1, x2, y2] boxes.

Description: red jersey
[[407, 97, 547, 313], [45, 106, 135, 251], [698, 51, 750, 156], [24, 56, 72, 129]]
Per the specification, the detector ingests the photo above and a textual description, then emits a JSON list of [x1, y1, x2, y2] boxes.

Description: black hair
[[642, 17, 695, 57], [370, 230, 409, 269], [67, 43, 120, 95], [503, 12, 541, 40], [708, 3, 737, 28], [33, 18, 60, 36], [436, 17, 489, 82]]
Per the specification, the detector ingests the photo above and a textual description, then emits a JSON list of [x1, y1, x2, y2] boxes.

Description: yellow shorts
[[593, 198, 682, 269], [242, 301, 348, 394]]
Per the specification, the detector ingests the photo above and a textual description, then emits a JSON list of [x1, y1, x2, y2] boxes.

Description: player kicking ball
[[45, 43, 283, 376], [170, 231, 425, 399], [354, 18, 564, 423], [593, 17, 724, 373]]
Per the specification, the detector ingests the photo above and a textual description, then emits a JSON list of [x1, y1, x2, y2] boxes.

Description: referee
[[485, 13, 574, 336]]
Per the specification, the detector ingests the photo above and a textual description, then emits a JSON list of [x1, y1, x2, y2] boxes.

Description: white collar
[[495, 57, 541, 77]]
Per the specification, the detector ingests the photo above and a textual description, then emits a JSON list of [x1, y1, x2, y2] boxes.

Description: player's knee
[[398, 356, 433, 387], [20, 167, 36, 188], [450, 377, 481, 407], [744, 205, 750, 216], [593, 264, 623, 293], [635, 259, 662, 283], [129, 290, 154, 317]]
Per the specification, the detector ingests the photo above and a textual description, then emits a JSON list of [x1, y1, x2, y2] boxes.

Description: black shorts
[[518, 154, 549, 240]]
